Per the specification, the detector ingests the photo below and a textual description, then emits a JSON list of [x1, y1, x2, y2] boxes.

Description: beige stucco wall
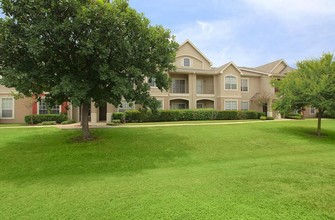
[[241, 76, 261, 100], [219, 65, 242, 98], [196, 75, 214, 94], [0, 94, 32, 124], [260, 75, 274, 94], [272, 62, 286, 74], [176, 42, 211, 70]]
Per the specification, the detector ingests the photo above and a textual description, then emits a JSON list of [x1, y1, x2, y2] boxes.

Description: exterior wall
[[0, 95, 32, 124], [272, 62, 286, 74], [196, 75, 214, 94], [176, 42, 211, 70], [219, 65, 242, 99]]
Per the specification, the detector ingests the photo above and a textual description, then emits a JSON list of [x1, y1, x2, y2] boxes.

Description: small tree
[[273, 53, 335, 136], [0, 0, 178, 139]]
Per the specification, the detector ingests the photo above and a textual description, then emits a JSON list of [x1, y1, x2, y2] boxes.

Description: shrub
[[125, 110, 141, 122], [260, 116, 267, 120], [193, 109, 217, 120], [286, 113, 302, 119], [61, 120, 76, 125], [266, 116, 274, 120], [119, 109, 264, 123], [320, 110, 335, 118], [216, 111, 240, 120], [245, 111, 259, 119], [111, 119, 121, 123], [258, 112, 266, 118], [24, 114, 67, 124], [39, 121, 57, 125], [159, 110, 181, 121], [112, 112, 125, 122]]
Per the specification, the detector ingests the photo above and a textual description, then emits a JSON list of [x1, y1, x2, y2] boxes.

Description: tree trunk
[[81, 102, 91, 140], [317, 110, 322, 137]]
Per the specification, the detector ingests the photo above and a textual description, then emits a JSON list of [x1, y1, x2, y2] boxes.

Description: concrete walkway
[[0, 119, 292, 129]]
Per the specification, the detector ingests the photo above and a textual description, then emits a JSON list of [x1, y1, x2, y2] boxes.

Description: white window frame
[[181, 57, 192, 67], [241, 78, 249, 92], [117, 100, 135, 112], [0, 97, 15, 119], [310, 107, 316, 114], [172, 78, 187, 93], [241, 101, 249, 111], [224, 75, 238, 90], [224, 100, 238, 110], [37, 98, 61, 115]]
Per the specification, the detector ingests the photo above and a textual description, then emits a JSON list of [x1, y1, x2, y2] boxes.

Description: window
[[183, 58, 191, 67], [172, 79, 186, 93], [196, 79, 203, 94], [310, 107, 316, 114], [1, 98, 14, 119], [241, 79, 249, 92], [241, 101, 249, 111], [118, 100, 134, 112], [39, 99, 60, 114], [225, 75, 237, 90], [224, 100, 238, 110], [171, 103, 186, 109], [148, 77, 156, 87], [197, 103, 204, 109]]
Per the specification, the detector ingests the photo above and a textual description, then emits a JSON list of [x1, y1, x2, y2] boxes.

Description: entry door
[[99, 105, 107, 121]]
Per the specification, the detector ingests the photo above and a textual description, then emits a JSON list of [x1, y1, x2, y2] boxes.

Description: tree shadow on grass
[[0, 128, 192, 184], [279, 125, 335, 142]]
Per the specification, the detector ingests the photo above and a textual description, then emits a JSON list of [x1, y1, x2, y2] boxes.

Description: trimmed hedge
[[286, 113, 302, 120], [24, 114, 67, 124], [112, 112, 125, 123], [115, 109, 264, 123]]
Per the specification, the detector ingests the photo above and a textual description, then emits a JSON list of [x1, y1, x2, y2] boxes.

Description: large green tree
[[0, 0, 178, 139], [273, 53, 335, 136]]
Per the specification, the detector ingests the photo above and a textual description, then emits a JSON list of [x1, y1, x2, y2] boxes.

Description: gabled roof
[[179, 39, 213, 66], [216, 61, 243, 75], [239, 67, 269, 75], [255, 59, 290, 74]]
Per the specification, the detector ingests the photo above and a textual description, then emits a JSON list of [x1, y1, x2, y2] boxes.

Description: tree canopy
[[273, 53, 335, 136], [0, 0, 179, 139]]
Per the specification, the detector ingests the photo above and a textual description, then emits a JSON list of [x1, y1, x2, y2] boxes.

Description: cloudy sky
[[129, 0, 335, 67], [1, 0, 335, 67]]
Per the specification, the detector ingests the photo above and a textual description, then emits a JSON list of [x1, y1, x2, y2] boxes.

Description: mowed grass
[[0, 120, 334, 219]]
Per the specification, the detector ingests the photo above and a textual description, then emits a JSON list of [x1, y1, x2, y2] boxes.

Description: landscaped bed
[[0, 119, 334, 219]]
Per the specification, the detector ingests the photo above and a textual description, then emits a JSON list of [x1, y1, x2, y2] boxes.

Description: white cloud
[[245, 0, 335, 25]]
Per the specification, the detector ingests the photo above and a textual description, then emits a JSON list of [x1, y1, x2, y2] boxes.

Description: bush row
[[25, 114, 68, 124], [285, 113, 303, 120], [112, 109, 263, 123]]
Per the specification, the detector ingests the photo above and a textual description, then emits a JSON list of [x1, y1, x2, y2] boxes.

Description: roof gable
[[217, 62, 243, 75], [178, 40, 213, 66]]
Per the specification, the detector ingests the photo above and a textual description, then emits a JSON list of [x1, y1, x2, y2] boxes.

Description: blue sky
[[1, 0, 335, 67], [129, 0, 335, 67]]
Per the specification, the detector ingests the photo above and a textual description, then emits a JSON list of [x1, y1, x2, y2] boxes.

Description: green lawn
[[0, 120, 334, 219]]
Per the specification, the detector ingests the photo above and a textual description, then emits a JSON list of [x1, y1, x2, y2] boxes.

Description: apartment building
[[0, 40, 316, 124]]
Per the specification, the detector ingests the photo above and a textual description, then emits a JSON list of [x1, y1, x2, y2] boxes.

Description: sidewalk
[[0, 119, 292, 130]]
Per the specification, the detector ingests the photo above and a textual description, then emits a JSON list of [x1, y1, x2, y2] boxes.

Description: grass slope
[[0, 120, 334, 219]]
